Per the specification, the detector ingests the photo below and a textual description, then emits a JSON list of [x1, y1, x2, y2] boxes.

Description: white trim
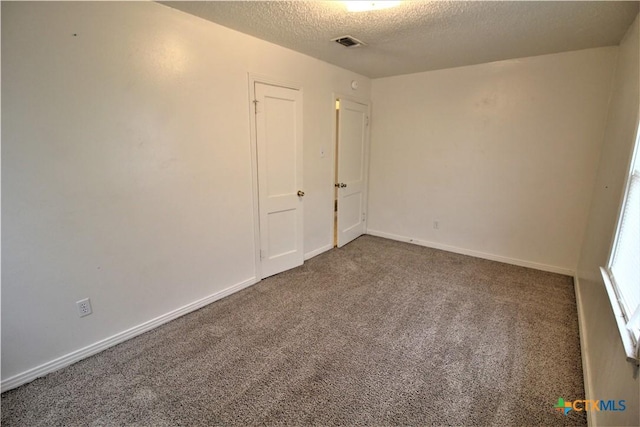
[[332, 92, 370, 108], [1, 276, 258, 393], [574, 276, 595, 427], [366, 229, 574, 276], [248, 74, 263, 282], [248, 73, 302, 91], [600, 267, 640, 364], [304, 244, 333, 260]]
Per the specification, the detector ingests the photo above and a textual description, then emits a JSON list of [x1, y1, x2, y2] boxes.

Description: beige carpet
[[2, 235, 586, 426]]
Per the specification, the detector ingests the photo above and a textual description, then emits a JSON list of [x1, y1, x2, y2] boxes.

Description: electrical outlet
[[76, 298, 92, 317], [433, 221, 439, 230]]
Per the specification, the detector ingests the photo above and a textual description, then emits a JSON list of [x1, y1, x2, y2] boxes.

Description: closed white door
[[255, 82, 304, 278], [336, 99, 369, 248]]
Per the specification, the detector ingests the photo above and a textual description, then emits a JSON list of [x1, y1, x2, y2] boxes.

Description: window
[[601, 121, 640, 365]]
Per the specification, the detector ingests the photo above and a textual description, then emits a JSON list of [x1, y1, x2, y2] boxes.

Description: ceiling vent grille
[[332, 36, 365, 48]]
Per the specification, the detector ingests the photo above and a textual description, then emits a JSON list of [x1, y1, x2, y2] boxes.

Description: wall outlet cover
[[76, 298, 92, 317]]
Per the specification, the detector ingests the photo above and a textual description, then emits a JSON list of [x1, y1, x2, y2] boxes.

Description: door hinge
[[362, 212, 366, 221], [253, 99, 259, 114], [365, 116, 369, 126], [260, 249, 265, 259]]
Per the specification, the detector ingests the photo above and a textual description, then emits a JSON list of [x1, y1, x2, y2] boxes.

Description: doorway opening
[[333, 96, 370, 249]]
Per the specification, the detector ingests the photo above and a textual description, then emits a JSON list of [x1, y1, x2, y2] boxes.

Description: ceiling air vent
[[332, 35, 365, 48]]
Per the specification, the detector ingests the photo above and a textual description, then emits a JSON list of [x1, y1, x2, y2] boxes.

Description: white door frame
[[330, 93, 372, 247], [248, 73, 302, 281]]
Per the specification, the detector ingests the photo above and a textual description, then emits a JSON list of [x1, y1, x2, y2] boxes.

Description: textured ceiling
[[161, 1, 639, 78]]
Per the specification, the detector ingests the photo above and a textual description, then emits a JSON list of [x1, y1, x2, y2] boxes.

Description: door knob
[[297, 190, 305, 197], [340, 183, 347, 188]]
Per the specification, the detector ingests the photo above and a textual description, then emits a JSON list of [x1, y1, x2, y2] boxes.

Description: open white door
[[336, 99, 369, 248], [255, 82, 304, 278]]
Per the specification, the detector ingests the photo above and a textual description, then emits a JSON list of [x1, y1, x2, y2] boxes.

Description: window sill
[[600, 267, 639, 366]]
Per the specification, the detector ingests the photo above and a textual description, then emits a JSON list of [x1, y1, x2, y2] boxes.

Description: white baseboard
[[366, 229, 574, 276], [1, 276, 258, 393], [573, 276, 595, 427], [304, 244, 333, 260]]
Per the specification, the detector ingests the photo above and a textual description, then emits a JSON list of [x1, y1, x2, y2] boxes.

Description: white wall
[[576, 15, 639, 426], [1, 2, 370, 386], [368, 48, 617, 273]]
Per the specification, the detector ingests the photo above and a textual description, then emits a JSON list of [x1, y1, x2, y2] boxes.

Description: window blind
[[610, 171, 640, 341]]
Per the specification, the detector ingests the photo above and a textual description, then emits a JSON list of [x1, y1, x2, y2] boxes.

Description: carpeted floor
[[2, 235, 586, 426]]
